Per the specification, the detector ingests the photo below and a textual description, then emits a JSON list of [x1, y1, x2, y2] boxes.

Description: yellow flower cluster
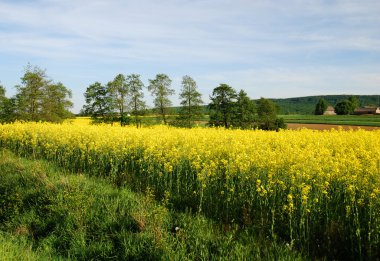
[[0, 122, 380, 253]]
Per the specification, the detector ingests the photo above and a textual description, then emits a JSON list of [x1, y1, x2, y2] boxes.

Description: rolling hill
[[269, 95, 380, 115]]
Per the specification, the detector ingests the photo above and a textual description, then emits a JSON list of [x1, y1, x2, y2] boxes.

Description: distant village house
[[354, 107, 380, 115], [324, 106, 336, 115]]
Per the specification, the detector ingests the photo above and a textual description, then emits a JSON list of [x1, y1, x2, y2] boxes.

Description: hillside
[[270, 95, 380, 115], [175, 95, 380, 116]]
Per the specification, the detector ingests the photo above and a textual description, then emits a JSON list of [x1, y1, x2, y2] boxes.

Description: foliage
[[82, 82, 115, 123], [334, 99, 357, 115], [107, 74, 129, 126], [208, 84, 237, 128], [41, 82, 73, 122], [0, 85, 16, 123], [0, 98, 17, 123], [127, 74, 146, 127], [314, 98, 328, 115], [175, 75, 204, 128], [257, 97, 286, 130], [14, 65, 46, 121], [334, 97, 359, 115], [0, 84, 5, 102], [12, 65, 73, 122], [232, 89, 256, 129], [348, 96, 359, 111], [148, 74, 175, 124], [1, 123, 380, 259]]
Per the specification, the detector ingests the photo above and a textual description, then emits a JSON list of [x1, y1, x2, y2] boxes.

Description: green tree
[[107, 74, 129, 126], [176, 75, 203, 128], [1, 98, 17, 123], [348, 96, 359, 113], [0, 84, 5, 113], [14, 65, 73, 122], [314, 98, 328, 115], [148, 74, 174, 124], [208, 84, 237, 128], [15, 65, 47, 121], [40, 82, 73, 122], [334, 100, 352, 115], [256, 97, 285, 130], [0, 84, 5, 97], [127, 74, 145, 127], [83, 82, 113, 123], [0, 84, 16, 123], [233, 90, 256, 129]]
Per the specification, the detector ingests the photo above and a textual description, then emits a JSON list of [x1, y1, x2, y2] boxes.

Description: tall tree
[[14, 65, 73, 122], [233, 90, 256, 129], [148, 74, 174, 124], [15, 65, 47, 121], [0, 84, 5, 112], [0, 97, 17, 123], [41, 82, 73, 122], [176, 75, 203, 127], [208, 84, 237, 128], [0, 84, 13, 122], [107, 74, 129, 126], [0, 84, 17, 123], [348, 96, 359, 113], [256, 97, 280, 130], [126, 74, 145, 127], [83, 82, 113, 123], [0, 84, 5, 98], [314, 98, 328, 115]]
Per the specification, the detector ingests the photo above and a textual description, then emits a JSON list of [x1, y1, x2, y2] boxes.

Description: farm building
[[324, 106, 336, 115], [354, 107, 380, 115]]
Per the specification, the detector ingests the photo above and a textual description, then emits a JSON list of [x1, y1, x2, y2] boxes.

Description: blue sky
[[1, 0, 379, 113]]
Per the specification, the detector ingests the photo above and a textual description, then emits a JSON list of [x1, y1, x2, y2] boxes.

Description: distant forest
[[269, 95, 380, 115]]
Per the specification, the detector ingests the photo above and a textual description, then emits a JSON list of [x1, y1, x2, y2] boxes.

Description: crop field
[[282, 114, 380, 127], [1, 122, 380, 259]]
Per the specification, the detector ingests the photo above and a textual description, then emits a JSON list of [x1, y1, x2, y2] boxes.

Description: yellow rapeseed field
[[0, 122, 379, 256]]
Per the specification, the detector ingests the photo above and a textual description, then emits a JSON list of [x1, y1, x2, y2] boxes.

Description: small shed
[[324, 106, 336, 115]]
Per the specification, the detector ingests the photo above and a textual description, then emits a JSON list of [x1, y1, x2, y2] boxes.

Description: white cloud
[[1, 0, 380, 61]]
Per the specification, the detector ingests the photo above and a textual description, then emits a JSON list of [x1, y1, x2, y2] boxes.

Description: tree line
[[83, 73, 286, 130], [1, 64, 286, 130]]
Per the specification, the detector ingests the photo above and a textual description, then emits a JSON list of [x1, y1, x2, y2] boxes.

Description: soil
[[287, 123, 380, 131]]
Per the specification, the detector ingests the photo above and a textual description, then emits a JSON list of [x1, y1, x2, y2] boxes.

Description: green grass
[[0, 149, 306, 260], [281, 114, 380, 127]]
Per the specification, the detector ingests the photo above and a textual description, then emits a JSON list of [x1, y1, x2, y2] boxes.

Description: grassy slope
[[0, 149, 305, 260], [272, 95, 380, 115]]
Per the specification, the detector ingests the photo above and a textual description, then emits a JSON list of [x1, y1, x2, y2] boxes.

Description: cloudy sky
[[1, 0, 379, 113]]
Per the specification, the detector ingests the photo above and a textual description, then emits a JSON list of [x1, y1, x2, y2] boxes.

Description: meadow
[[1, 122, 380, 259], [281, 114, 380, 127]]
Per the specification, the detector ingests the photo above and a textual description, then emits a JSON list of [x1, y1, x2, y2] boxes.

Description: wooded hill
[[170, 95, 380, 116], [269, 95, 380, 115]]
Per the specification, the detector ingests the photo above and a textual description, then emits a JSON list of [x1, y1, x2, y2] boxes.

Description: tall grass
[[0, 149, 305, 260]]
